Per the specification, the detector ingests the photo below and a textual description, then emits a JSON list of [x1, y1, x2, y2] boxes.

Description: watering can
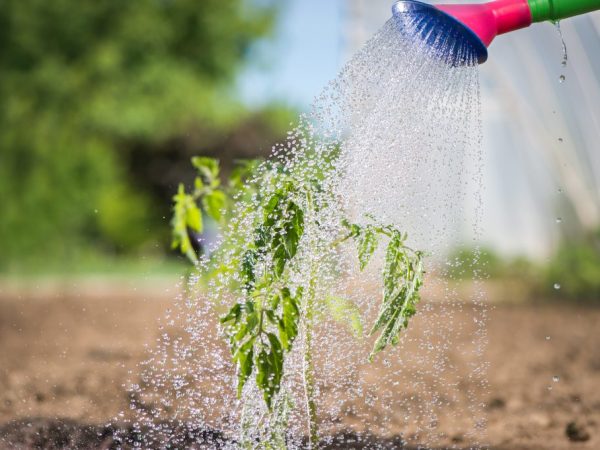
[[392, 0, 600, 64]]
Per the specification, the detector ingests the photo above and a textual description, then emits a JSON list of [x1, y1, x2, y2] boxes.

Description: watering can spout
[[392, 0, 600, 64]]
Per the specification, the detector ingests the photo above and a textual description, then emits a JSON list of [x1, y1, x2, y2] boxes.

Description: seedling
[[171, 157, 424, 447]]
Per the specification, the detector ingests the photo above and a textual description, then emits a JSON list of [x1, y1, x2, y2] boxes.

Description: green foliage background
[[0, 0, 292, 272], [447, 236, 600, 303], [544, 235, 600, 303]]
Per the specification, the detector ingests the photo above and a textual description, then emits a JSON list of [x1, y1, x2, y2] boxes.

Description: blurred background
[[0, 0, 295, 277], [1, 0, 599, 302], [1, 1, 600, 448]]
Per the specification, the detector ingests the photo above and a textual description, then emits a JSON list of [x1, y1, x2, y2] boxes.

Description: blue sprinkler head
[[391, 0, 488, 65]]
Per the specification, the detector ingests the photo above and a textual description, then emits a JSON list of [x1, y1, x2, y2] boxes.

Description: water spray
[[392, 0, 600, 64]]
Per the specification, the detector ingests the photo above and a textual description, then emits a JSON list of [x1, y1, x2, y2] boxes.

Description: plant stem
[[303, 278, 319, 449], [302, 189, 319, 448]]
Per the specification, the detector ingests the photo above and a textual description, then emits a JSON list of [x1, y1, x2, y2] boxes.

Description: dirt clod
[[487, 397, 506, 410], [451, 434, 464, 443], [566, 420, 591, 442]]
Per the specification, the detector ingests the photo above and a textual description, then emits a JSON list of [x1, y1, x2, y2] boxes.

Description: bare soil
[[0, 278, 598, 449]]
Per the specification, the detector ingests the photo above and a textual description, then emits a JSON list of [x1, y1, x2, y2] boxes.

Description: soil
[[0, 278, 599, 449]]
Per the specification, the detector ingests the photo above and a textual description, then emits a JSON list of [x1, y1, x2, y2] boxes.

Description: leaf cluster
[[221, 184, 305, 409], [0, 0, 280, 269], [171, 157, 257, 263], [343, 220, 424, 360], [172, 158, 426, 412], [171, 157, 225, 262]]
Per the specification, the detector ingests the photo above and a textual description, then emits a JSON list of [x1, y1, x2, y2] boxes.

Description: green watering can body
[[529, 0, 600, 22]]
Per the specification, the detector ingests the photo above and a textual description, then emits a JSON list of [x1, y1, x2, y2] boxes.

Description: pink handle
[[437, 0, 532, 47]]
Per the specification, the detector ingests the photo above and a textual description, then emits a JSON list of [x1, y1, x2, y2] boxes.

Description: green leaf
[[283, 202, 304, 259], [191, 156, 220, 187], [241, 250, 257, 290], [272, 245, 287, 278], [202, 190, 226, 222], [368, 231, 423, 361], [357, 226, 378, 271], [256, 349, 272, 406], [267, 333, 283, 383], [382, 233, 404, 300], [369, 289, 402, 336], [254, 188, 305, 279], [279, 287, 300, 350], [185, 202, 202, 232], [170, 183, 199, 263], [239, 310, 259, 341], [326, 296, 363, 338], [270, 200, 304, 277], [265, 309, 278, 325], [220, 303, 242, 324], [256, 333, 284, 409], [234, 338, 255, 397], [263, 191, 283, 222]]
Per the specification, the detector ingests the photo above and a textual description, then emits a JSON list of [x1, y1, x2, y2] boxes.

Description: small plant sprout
[[171, 157, 425, 447]]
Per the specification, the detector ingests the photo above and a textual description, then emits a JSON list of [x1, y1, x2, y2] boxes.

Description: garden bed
[[0, 283, 598, 449]]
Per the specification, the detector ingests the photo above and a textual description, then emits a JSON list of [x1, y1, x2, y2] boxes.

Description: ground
[[0, 277, 598, 449]]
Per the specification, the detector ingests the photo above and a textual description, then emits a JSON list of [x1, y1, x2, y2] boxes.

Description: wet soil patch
[[0, 418, 484, 449]]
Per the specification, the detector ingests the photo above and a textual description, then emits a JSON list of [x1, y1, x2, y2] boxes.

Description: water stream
[[123, 13, 488, 449]]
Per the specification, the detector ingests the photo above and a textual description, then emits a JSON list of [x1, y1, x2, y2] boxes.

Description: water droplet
[[555, 21, 568, 68], [559, 75, 566, 83], [554, 283, 561, 290], [546, 336, 551, 341], [558, 138, 563, 143], [553, 376, 560, 383], [556, 218, 562, 224], [94, 209, 98, 214], [558, 188, 563, 194]]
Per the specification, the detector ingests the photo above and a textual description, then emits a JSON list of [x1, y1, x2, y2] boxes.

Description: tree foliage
[[0, 0, 279, 270], [545, 237, 600, 303]]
